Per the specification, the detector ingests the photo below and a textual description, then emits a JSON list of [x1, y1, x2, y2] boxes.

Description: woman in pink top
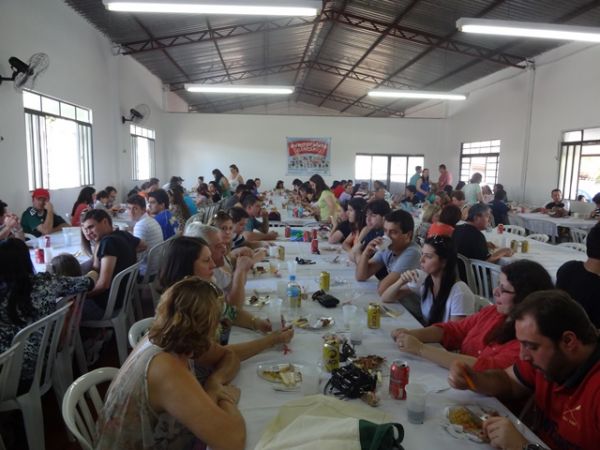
[[70, 186, 95, 226], [391, 260, 553, 371]]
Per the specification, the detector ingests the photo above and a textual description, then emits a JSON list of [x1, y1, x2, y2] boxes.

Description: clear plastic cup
[[267, 298, 283, 331], [349, 317, 363, 345], [301, 365, 320, 395], [377, 235, 392, 251], [407, 269, 428, 289], [406, 383, 427, 424], [342, 304, 357, 329]]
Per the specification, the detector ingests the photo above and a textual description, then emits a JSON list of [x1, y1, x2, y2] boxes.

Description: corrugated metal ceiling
[[64, 0, 600, 116]]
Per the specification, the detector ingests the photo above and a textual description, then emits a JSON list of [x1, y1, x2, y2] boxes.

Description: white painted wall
[[0, 0, 166, 218], [161, 113, 444, 192]]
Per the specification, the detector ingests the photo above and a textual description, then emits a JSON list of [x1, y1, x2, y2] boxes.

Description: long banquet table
[[511, 212, 597, 237], [231, 231, 546, 449]]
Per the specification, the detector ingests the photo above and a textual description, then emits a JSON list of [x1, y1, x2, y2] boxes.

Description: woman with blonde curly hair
[[96, 277, 245, 450]]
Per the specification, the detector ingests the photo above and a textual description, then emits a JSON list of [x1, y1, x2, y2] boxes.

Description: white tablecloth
[[513, 212, 597, 237], [231, 236, 545, 449], [484, 231, 586, 282], [28, 228, 91, 273]]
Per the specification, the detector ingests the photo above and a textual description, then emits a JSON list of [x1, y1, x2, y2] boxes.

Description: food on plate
[[447, 406, 489, 442], [352, 355, 385, 371], [292, 317, 333, 329], [261, 363, 302, 387], [292, 318, 309, 328]]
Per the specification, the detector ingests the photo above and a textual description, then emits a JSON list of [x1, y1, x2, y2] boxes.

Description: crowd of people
[[1, 161, 600, 450]]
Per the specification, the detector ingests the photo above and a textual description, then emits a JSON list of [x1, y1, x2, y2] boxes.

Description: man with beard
[[448, 290, 600, 450]]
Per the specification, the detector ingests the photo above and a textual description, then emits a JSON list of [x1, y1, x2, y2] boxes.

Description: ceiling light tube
[[457, 18, 600, 43], [368, 90, 467, 101], [103, 0, 320, 16], [185, 84, 294, 94]]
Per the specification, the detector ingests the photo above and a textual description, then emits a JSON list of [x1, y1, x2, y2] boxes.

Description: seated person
[[427, 204, 462, 238], [71, 186, 96, 227], [223, 184, 248, 211], [590, 192, 600, 219], [127, 194, 164, 278], [0, 238, 96, 384], [451, 190, 469, 221], [93, 190, 110, 211], [556, 223, 600, 328], [400, 186, 418, 207], [415, 204, 440, 243], [338, 181, 353, 204], [148, 189, 179, 239], [448, 290, 600, 450], [229, 207, 266, 250], [392, 260, 553, 370], [81, 209, 145, 320], [242, 194, 277, 242], [342, 198, 367, 253], [356, 209, 421, 296], [452, 204, 512, 277], [543, 188, 569, 217], [350, 199, 390, 264], [327, 203, 351, 244], [489, 189, 510, 225], [21, 188, 67, 237], [0, 199, 24, 240], [95, 277, 246, 450], [104, 185, 119, 209], [382, 236, 474, 325]]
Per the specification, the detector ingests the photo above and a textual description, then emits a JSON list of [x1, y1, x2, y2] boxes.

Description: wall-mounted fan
[[122, 104, 151, 124], [0, 53, 49, 91]]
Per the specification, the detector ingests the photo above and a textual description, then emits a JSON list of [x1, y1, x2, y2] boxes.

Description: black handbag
[[311, 290, 340, 308]]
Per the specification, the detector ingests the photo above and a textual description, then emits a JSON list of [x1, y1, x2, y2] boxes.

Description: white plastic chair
[[53, 293, 87, 401], [570, 227, 588, 244], [503, 225, 526, 236], [128, 317, 154, 348], [80, 262, 140, 365], [469, 259, 501, 300], [558, 242, 587, 253], [185, 208, 209, 228], [457, 253, 476, 292], [527, 234, 549, 243], [135, 238, 173, 316], [61, 367, 119, 450], [0, 343, 23, 450], [0, 303, 71, 450]]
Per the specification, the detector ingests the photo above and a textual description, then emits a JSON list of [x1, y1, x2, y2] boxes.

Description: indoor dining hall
[[2, 1, 600, 449]]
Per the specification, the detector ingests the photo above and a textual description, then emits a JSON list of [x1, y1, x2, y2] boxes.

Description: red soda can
[[312, 228, 318, 240], [498, 224, 504, 234], [284, 226, 291, 238], [35, 248, 45, 264], [389, 360, 410, 400], [44, 235, 51, 247], [303, 230, 310, 242], [293, 208, 299, 218], [311, 238, 319, 254]]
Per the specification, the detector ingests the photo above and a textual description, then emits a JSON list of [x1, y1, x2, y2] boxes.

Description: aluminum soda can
[[389, 360, 410, 400], [367, 303, 381, 329], [312, 228, 318, 240], [284, 226, 291, 238], [278, 245, 285, 260], [323, 339, 340, 372], [319, 271, 330, 292], [35, 248, 45, 264], [510, 240, 519, 252], [303, 230, 311, 242], [293, 208, 299, 218], [311, 238, 319, 254], [521, 240, 529, 253]]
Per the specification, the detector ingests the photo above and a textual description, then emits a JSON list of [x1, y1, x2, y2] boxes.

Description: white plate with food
[[291, 316, 334, 330], [244, 294, 271, 307], [257, 362, 304, 390], [444, 405, 497, 443]]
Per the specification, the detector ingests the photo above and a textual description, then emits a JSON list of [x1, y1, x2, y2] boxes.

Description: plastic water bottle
[[287, 275, 301, 312]]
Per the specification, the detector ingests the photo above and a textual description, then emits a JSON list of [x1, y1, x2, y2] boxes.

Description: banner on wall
[[286, 137, 331, 175]]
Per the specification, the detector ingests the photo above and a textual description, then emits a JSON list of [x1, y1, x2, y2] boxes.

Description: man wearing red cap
[[21, 188, 67, 237]]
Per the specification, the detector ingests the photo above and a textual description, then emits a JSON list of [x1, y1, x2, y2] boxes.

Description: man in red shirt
[[449, 290, 600, 450], [437, 164, 453, 191]]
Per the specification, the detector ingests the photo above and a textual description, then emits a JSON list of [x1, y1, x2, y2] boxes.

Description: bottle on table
[[287, 274, 301, 312]]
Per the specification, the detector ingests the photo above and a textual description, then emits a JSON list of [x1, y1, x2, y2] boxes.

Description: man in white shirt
[[126, 194, 164, 277]]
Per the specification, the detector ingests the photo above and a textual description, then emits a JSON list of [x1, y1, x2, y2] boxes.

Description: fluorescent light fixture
[[103, 0, 320, 16], [185, 84, 294, 94], [457, 18, 600, 43], [368, 90, 467, 101]]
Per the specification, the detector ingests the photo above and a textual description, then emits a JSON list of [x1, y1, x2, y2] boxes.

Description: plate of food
[[320, 244, 341, 253], [257, 362, 304, 389], [244, 294, 271, 307], [291, 316, 334, 330], [351, 355, 386, 372], [444, 405, 497, 443]]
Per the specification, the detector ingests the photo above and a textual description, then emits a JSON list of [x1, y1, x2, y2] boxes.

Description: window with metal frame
[[23, 90, 93, 190], [130, 124, 155, 181], [355, 154, 424, 194], [460, 140, 500, 186], [558, 127, 600, 201]]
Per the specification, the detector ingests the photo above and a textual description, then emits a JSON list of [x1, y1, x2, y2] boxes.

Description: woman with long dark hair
[[212, 168, 231, 198], [391, 260, 553, 371], [168, 186, 191, 233], [228, 164, 244, 190], [341, 197, 367, 252], [71, 186, 96, 226], [0, 238, 96, 383], [382, 235, 474, 324], [415, 168, 430, 202], [309, 174, 340, 222]]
